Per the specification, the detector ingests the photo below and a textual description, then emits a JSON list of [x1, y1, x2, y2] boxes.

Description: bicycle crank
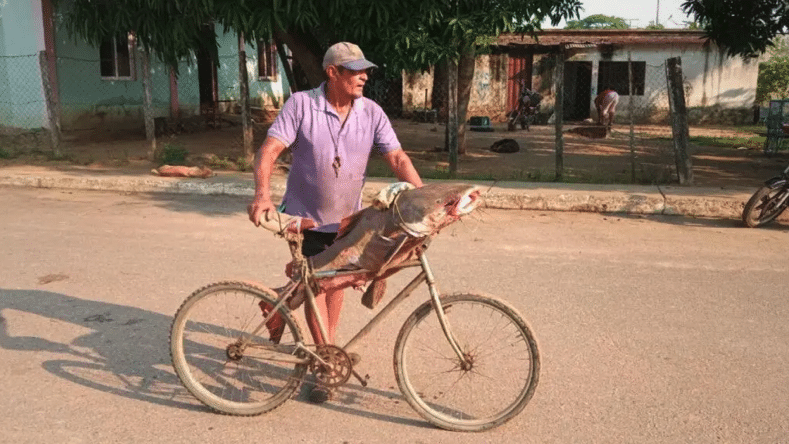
[[310, 345, 353, 388]]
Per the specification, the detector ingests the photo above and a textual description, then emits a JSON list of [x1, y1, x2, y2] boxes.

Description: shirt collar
[[311, 82, 365, 116]]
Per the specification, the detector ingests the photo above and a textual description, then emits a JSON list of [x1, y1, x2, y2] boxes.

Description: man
[[594, 87, 619, 129], [247, 42, 423, 403]]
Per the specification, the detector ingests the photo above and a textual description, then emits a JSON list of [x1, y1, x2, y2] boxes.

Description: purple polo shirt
[[267, 83, 401, 232]]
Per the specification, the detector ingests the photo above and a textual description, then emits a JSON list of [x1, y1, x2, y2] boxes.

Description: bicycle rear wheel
[[170, 281, 308, 416], [394, 293, 540, 432]]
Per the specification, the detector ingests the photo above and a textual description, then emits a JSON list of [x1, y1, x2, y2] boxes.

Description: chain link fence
[[0, 54, 47, 130]]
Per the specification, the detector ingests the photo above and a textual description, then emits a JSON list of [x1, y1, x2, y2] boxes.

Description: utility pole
[[656, 0, 660, 26]]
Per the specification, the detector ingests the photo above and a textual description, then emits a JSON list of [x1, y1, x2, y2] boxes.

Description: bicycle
[[170, 206, 541, 432]]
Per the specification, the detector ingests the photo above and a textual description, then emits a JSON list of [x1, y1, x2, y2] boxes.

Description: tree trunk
[[666, 57, 693, 185], [432, 58, 448, 121], [554, 48, 565, 180], [272, 33, 297, 94], [38, 51, 60, 156], [141, 48, 157, 161], [456, 50, 475, 155], [446, 59, 459, 176], [238, 33, 254, 163], [273, 28, 324, 90]]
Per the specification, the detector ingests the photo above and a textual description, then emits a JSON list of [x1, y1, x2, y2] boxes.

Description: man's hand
[[248, 196, 275, 226]]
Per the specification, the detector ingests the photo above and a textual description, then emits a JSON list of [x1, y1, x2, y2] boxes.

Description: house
[[0, 0, 292, 132], [402, 30, 762, 125]]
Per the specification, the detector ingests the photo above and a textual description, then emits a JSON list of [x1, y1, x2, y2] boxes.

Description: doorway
[[563, 61, 592, 121], [196, 24, 218, 113]]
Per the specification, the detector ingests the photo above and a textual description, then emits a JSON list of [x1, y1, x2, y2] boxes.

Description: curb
[[0, 170, 753, 220]]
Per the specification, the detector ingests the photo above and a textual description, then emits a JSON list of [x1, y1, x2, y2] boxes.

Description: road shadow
[[613, 212, 789, 230], [0, 288, 432, 428], [142, 191, 249, 218]]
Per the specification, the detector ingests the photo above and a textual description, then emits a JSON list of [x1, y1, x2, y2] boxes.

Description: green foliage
[[55, 0, 583, 77], [0, 147, 12, 159], [156, 144, 190, 166], [565, 14, 629, 29], [756, 38, 789, 104], [644, 21, 665, 30], [682, 0, 789, 57]]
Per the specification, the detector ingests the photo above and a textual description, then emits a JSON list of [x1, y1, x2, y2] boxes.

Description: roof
[[498, 29, 710, 48]]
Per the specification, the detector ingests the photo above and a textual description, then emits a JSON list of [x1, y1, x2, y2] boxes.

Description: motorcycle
[[742, 163, 789, 227], [507, 86, 542, 132]]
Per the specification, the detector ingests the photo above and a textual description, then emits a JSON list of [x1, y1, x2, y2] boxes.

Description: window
[[258, 40, 278, 80], [100, 33, 135, 80], [597, 61, 645, 96]]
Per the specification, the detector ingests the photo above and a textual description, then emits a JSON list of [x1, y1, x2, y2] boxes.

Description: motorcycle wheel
[[742, 184, 789, 227]]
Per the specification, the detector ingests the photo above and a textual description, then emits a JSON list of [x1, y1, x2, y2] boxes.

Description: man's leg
[[304, 287, 345, 404], [305, 287, 345, 344]]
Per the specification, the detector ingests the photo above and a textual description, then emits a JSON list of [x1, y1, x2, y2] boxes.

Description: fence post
[[554, 47, 565, 181], [141, 48, 157, 160], [446, 58, 459, 176], [665, 57, 693, 185], [238, 33, 253, 163], [628, 52, 636, 183], [38, 51, 61, 156]]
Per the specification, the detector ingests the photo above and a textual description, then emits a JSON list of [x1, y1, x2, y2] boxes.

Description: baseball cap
[[322, 42, 378, 71]]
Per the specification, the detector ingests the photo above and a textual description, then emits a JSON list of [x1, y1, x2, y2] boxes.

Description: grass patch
[[156, 143, 189, 165], [687, 134, 765, 150], [203, 154, 252, 172]]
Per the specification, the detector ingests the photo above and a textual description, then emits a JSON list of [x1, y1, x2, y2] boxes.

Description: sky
[[542, 0, 694, 29]]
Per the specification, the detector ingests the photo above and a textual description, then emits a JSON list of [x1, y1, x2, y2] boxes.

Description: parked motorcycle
[[507, 86, 542, 132], [742, 163, 789, 227]]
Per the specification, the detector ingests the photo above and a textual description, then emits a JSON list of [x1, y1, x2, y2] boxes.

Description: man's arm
[[383, 148, 423, 188], [247, 136, 289, 225]]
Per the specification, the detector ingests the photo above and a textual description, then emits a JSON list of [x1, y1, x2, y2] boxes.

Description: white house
[[403, 30, 763, 125]]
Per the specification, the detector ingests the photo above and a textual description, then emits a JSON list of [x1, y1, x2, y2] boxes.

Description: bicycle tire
[[170, 281, 308, 416], [393, 293, 540, 432], [742, 184, 789, 228]]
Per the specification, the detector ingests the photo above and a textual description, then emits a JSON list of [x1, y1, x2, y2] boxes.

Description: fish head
[[392, 183, 482, 236]]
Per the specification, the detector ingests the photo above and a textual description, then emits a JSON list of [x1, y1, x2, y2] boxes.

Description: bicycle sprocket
[[310, 345, 352, 388]]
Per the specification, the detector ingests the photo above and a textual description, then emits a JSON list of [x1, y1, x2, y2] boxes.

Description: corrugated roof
[[498, 29, 709, 47]]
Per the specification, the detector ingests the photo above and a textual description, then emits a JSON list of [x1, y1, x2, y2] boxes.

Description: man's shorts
[[302, 230, 338, 257]]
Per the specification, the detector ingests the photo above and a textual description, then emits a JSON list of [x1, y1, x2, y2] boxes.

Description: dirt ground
[[1, 117, 786, 189]]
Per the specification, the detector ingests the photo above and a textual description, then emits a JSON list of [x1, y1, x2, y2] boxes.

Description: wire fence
[[2, 50, 696, 184], [0, 54, 46, 130]]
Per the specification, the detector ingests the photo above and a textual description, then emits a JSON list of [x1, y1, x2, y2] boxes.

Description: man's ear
[[326, 65, 339, 80]]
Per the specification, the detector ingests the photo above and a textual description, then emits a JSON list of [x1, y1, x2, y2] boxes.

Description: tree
[[55, 0, 582, 168], [682, 0, 789, 57], [565, 14, 630, 29], [756, 37, 789, 104]]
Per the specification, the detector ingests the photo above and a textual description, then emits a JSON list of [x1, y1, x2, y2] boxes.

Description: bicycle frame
[[236, 249, 471, 386]]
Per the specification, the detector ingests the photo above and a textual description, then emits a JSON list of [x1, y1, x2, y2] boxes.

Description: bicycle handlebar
[[257, 211, 316, 234]]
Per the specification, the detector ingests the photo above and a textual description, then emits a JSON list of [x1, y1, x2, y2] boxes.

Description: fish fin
[[361, 279, 387, 309]]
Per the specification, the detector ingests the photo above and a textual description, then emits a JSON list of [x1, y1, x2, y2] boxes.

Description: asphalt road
[[2, 186, 788, 444]]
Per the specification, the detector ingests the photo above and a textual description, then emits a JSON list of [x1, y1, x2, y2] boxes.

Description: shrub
[[156, 144, 189, 165]]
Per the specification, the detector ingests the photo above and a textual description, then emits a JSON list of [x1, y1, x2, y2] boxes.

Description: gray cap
[[322, 42, 377, 71]]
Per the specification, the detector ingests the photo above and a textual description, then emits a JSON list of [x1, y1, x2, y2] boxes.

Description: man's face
[[329, 66, 369, 99]]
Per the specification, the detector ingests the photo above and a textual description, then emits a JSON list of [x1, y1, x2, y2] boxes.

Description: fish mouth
[[447, 187, 482, 217]]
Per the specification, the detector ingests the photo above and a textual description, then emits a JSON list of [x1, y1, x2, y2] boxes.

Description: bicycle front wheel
[[394, 293, 540, 432], [170, 281, 308, 416]]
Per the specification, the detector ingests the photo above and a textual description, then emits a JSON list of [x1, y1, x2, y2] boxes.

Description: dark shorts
[[302, 230, 337, 257]]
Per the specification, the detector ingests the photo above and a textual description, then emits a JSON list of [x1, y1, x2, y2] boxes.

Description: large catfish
[[307, 182, 482, 308], [260, 183, 482, 342]]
